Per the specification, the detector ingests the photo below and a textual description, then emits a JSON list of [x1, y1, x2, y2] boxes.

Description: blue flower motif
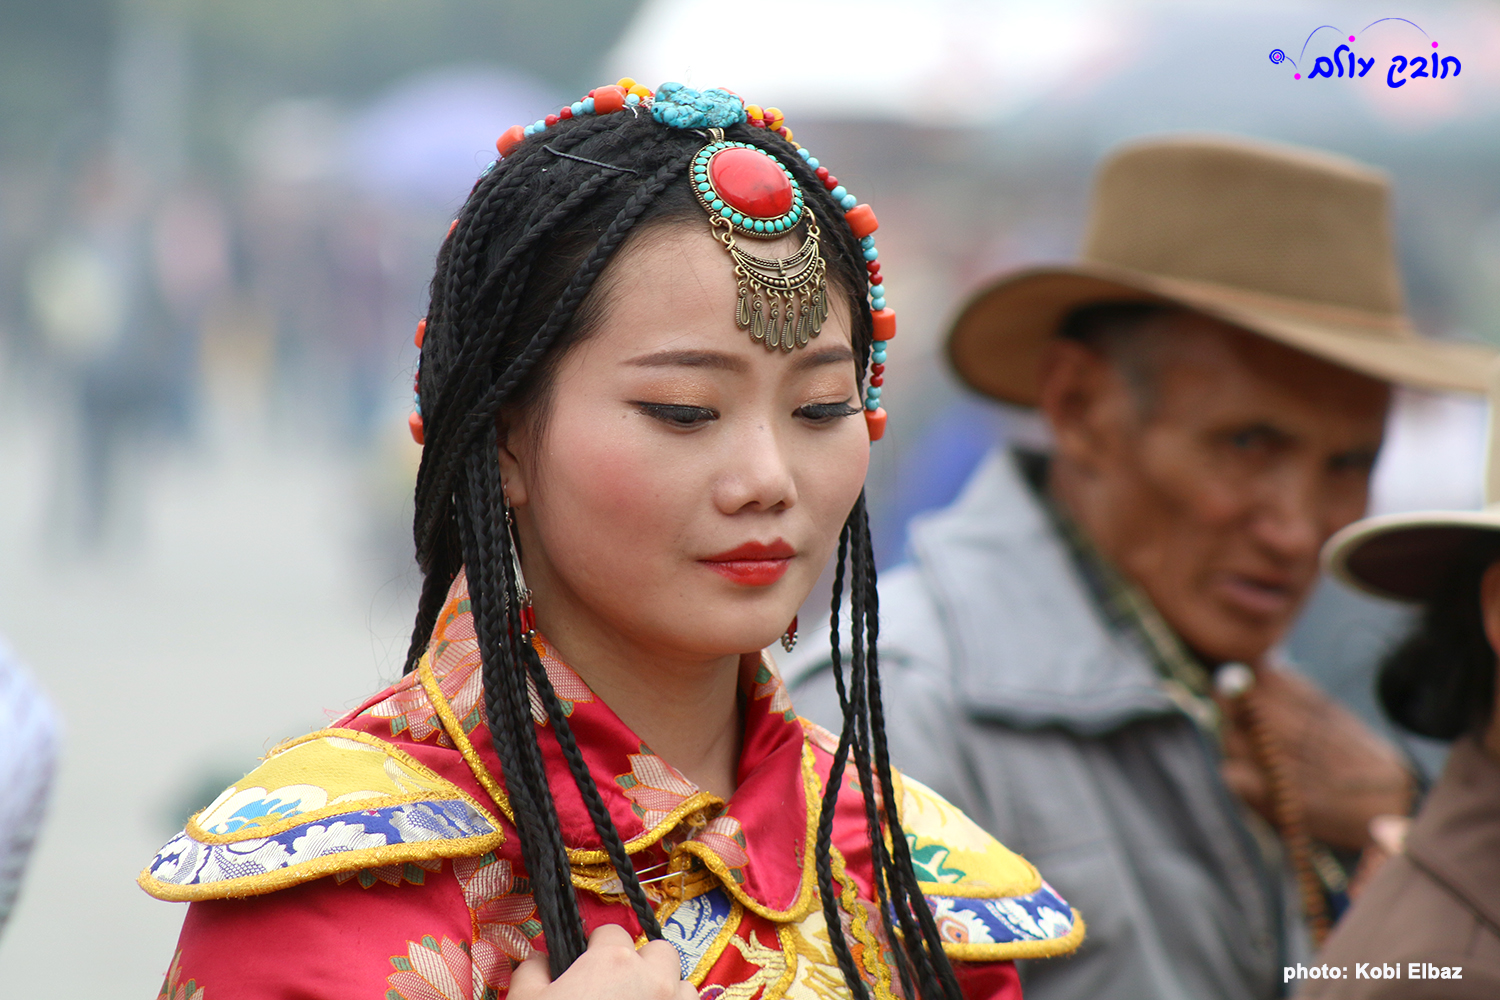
[[650, 82, 747, 129]]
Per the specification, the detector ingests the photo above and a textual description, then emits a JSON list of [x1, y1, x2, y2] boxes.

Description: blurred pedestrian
[[1299, 425, 1500, 999], [789, 135, 1495, 1000], [0, 637, 58, 937]]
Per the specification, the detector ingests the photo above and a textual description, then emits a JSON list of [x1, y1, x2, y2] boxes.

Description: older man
[[787, 136, 1496, 1000]]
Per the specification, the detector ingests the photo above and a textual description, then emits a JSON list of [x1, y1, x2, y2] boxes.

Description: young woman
[[1300, 496, 1500, 998], [140, 81, 1082, 1000]]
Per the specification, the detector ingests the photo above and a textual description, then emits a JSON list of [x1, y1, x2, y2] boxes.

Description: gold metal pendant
[[693, 130, 829, 351]]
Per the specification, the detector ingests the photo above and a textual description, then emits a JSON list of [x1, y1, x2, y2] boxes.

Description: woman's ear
[[496, 412, 530, 506]]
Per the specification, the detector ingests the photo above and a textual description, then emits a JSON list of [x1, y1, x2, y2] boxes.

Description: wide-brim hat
[[949, 134, 1497, 406], [1324, 364, 1500, 603]]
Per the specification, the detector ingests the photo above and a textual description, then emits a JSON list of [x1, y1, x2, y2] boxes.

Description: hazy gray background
[[1, 0, 1496, 992]]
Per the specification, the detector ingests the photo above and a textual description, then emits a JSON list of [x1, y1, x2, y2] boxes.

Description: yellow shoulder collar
[[897, 773, 1085, 961], [139, 728, 505, 902]]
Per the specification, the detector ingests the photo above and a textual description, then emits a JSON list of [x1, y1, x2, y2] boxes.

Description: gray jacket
[[786, 448, 1310, 1000]]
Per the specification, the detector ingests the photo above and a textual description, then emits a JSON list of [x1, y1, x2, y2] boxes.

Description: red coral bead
[[869, 374, 884, 387], [815, 167, 829, 181], [871, 363, 885, 375], [414, 318, 426, 348], [822, 174, 839, 191], [593, 84, 627, 114], [408, 412, 425, 445], [496, 125, 526, 157], [869, 274, 883, 286], [559, 106, 573, 119], [708, 146, 794, 218], [545, 114, 559, 126], [844, 204, 878, 239], [865, 407, 887, 442], [872, 308, 896, 341]]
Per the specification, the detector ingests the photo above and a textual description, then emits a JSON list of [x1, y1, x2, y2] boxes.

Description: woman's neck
[[539, 615, 745, 800]]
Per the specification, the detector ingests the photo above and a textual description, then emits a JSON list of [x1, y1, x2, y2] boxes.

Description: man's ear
[[496, 412, 530, 506], [1036, 338, 1125, 475]]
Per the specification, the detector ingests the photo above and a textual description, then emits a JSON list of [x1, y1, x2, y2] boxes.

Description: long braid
[[459, 449, 586, 973]]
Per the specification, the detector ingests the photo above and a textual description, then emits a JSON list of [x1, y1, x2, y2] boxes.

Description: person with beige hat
[[1296, 389, 1500, 999], [787, 134, 1496, 1000]]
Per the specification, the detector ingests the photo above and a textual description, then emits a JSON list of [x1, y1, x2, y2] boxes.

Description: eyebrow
[[624, 345, 856, 373]]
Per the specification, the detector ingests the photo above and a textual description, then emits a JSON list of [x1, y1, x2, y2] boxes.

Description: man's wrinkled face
[[1040, 313, 1391, 665]]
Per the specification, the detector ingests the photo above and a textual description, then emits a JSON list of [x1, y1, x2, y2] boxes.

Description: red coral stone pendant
[[709, 146, 794, 219]]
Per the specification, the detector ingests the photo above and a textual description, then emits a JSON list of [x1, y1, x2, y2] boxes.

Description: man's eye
[[634, 402, 718, 427], [797, 400, 860, 422]]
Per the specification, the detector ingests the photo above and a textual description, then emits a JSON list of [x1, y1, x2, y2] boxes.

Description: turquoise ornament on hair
[[650, 83, 749, 129]]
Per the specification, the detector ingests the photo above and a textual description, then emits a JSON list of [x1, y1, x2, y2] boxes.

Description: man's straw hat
[[1324, 365, 1500, 603], [948, 134, 1496, 406]]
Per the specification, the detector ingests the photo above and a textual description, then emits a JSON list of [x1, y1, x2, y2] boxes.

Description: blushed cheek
[[534, 408, 693, 588]]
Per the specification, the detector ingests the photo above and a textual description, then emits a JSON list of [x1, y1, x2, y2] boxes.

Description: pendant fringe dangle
[[725, 216, 829, 352], [502, 495, 537, 638], [781, 615, 799, 652]]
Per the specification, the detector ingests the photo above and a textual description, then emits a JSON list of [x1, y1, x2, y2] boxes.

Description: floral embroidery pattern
[[525, 634, 595, 724], [905, 836, 968, 886], [386, 936, 487, 1000], [335, 856, 444, 889], [367, 581, 484, 744], [455, 852, 540, 992], [749, 661, 796, 722], [615, 751, 750, 873], [159, 950, 206, 1000], [927, 882, 1076, 946]]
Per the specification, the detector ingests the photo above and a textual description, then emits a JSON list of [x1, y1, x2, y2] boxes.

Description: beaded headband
[[410, 79, 894, 444]]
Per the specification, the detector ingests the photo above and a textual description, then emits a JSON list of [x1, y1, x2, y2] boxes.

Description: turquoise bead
[[523, 124, 536, 136], [626, 93, 640, 105], [732, 213, 743, 224], [842, 194, 858, 210], [798, 148, 810, 159], [863, 248, 879, 261], [865, 397, 879, 411], [754, 220, 766, 232], [712, 199, 723, 210], [571, 102, 584, 114], [721, 207, 733, 218], [698, 183, 711, 193], [867, 386, 882, 399], [582, 98, 595, 113], [871, 297, 886, 311], [534, 119, 546, 130], [807, 157, 819, 169], [830, 186, 847, 200], [860, 236, 875, 248]]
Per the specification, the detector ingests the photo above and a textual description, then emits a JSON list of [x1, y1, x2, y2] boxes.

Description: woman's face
[[501, 222, 868, 662]]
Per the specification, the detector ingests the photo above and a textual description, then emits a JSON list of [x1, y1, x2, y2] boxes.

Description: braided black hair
[[406, 108, 962, 997]]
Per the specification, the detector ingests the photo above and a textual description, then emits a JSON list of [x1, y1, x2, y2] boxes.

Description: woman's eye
[[634, 402, 718, 427], [797, 400, 860, 422]]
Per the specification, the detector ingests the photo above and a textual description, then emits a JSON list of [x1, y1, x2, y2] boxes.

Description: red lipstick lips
[[701, 539, 795, 586]]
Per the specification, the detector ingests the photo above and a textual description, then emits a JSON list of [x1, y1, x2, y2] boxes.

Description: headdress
[[409, 79, 896, 443]]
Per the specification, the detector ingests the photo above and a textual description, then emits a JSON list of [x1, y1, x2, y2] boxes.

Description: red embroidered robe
[[142, 573, 1082, 999]]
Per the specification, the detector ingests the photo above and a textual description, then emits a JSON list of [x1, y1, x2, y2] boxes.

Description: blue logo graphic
[[1269, 18, 1461, 88]]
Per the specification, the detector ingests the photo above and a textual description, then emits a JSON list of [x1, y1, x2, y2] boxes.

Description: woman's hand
[[509, 924, 697, 1000]]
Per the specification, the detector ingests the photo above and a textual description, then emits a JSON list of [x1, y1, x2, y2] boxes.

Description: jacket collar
[[905, 447, 1180, 734], [1406, 735, 1500, 932], [420, 571, 817, 917]]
